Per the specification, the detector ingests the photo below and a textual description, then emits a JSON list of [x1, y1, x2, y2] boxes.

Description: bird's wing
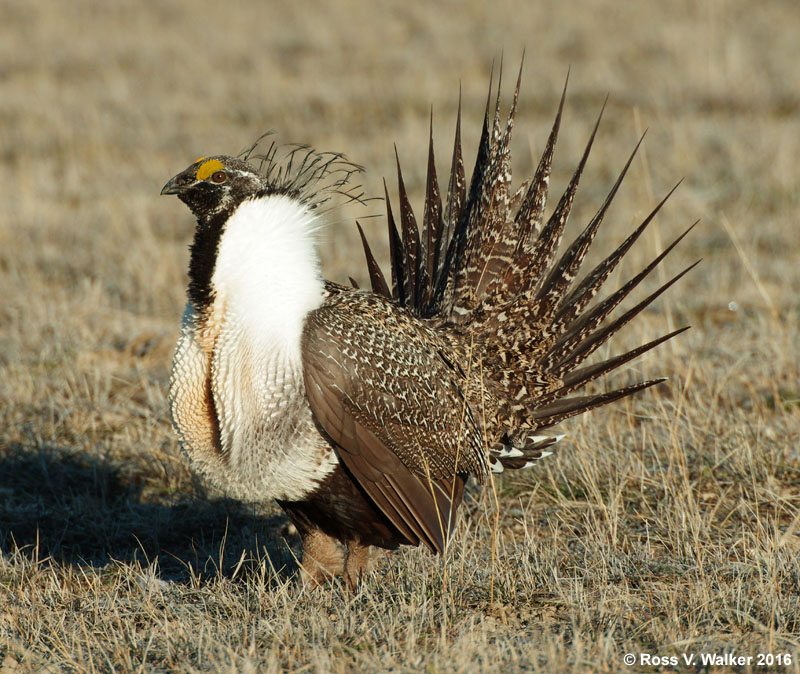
[[301, 289, 488, 554]]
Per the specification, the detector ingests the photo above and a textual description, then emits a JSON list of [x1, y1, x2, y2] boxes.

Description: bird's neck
[[195, 194, 325, 357]]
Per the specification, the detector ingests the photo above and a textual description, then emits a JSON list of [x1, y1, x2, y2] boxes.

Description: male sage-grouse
[[162, 66, 693, 589]]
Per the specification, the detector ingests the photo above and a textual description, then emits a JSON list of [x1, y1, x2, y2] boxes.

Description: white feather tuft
[[212, 194, 325, 357]]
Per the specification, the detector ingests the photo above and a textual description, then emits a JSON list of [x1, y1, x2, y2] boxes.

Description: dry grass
[[2, 0, 799, 671]]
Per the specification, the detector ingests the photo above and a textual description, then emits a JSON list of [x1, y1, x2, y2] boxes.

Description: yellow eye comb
[[196, 159, 224, 181]]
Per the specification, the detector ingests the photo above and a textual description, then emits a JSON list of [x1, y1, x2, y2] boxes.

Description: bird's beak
[[161, 175, 187, 196]]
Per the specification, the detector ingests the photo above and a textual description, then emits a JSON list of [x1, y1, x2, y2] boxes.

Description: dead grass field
[[1, 0, 799, 671]]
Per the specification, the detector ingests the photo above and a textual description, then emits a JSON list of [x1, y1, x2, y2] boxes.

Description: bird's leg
[[300, 529, 344, 586], [343, 540, 374, 591]]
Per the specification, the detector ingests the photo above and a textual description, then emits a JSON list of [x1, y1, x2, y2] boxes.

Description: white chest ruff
[[169, 196, 338, 503]]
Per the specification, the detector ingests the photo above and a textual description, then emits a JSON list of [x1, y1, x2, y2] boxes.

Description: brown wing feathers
[[302, 291, 485, 554]]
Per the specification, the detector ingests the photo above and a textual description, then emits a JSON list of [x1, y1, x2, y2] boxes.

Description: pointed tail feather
[[356, 222, 391, 298], [433, 89, 466, 316], [422, 112, 443, 310], [394, 148, 421, 311], [545, 228, 699, 374], [481, 75, 569, 307], [445, 69, 499, 316], [533, 327, 690, 411], [521, 98, 606, 302], [462, 60, 524, 304], [531, 378, 666, 430], [383, 179, 408, 306]]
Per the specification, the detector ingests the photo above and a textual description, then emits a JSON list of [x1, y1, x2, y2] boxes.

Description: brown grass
[[2, 0, 799, 671]]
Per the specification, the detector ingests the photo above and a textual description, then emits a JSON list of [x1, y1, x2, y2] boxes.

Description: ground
[[1, 0, 799, 671]]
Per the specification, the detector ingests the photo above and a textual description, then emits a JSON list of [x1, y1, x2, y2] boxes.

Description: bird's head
[[161, 156, 264, 221]]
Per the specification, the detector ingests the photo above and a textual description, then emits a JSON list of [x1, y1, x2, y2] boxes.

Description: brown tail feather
[[538, 327, 690, 407], [479, 74, 569, 309], [422, 112, 443, 310], [531, 378, 666, 429], [356, 222, 390, 298], [462, 61, 524, 304], [394, 148, 421, 311], [438, 89, 465, 305], [445, 69, 498, 316], [383, 179, 408, 307], [514, 73, 568, 238], [521, 97, 606, 301], [548, 261, 699, 376]]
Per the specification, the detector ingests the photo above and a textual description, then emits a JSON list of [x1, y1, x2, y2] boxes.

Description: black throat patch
[[187, 206, 233, 313]]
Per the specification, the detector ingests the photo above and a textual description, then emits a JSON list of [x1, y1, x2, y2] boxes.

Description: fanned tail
[[358, 62, 693, 466]]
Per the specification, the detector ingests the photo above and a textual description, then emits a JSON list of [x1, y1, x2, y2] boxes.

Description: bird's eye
[[210, 170, 227, 184]]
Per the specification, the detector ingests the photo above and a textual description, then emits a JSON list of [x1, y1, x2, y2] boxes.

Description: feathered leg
[[301, 530, 344, 586], [344, 540, 375, 591]]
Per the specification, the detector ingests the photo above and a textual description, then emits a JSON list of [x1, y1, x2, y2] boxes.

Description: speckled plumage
[[162, 66, 691, 587]]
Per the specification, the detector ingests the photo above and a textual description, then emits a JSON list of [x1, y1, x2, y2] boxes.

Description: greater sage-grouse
[[162, 68, 692, 588]]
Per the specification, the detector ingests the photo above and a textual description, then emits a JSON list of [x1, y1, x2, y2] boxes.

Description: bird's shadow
[[0, 444, 301, 585]]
